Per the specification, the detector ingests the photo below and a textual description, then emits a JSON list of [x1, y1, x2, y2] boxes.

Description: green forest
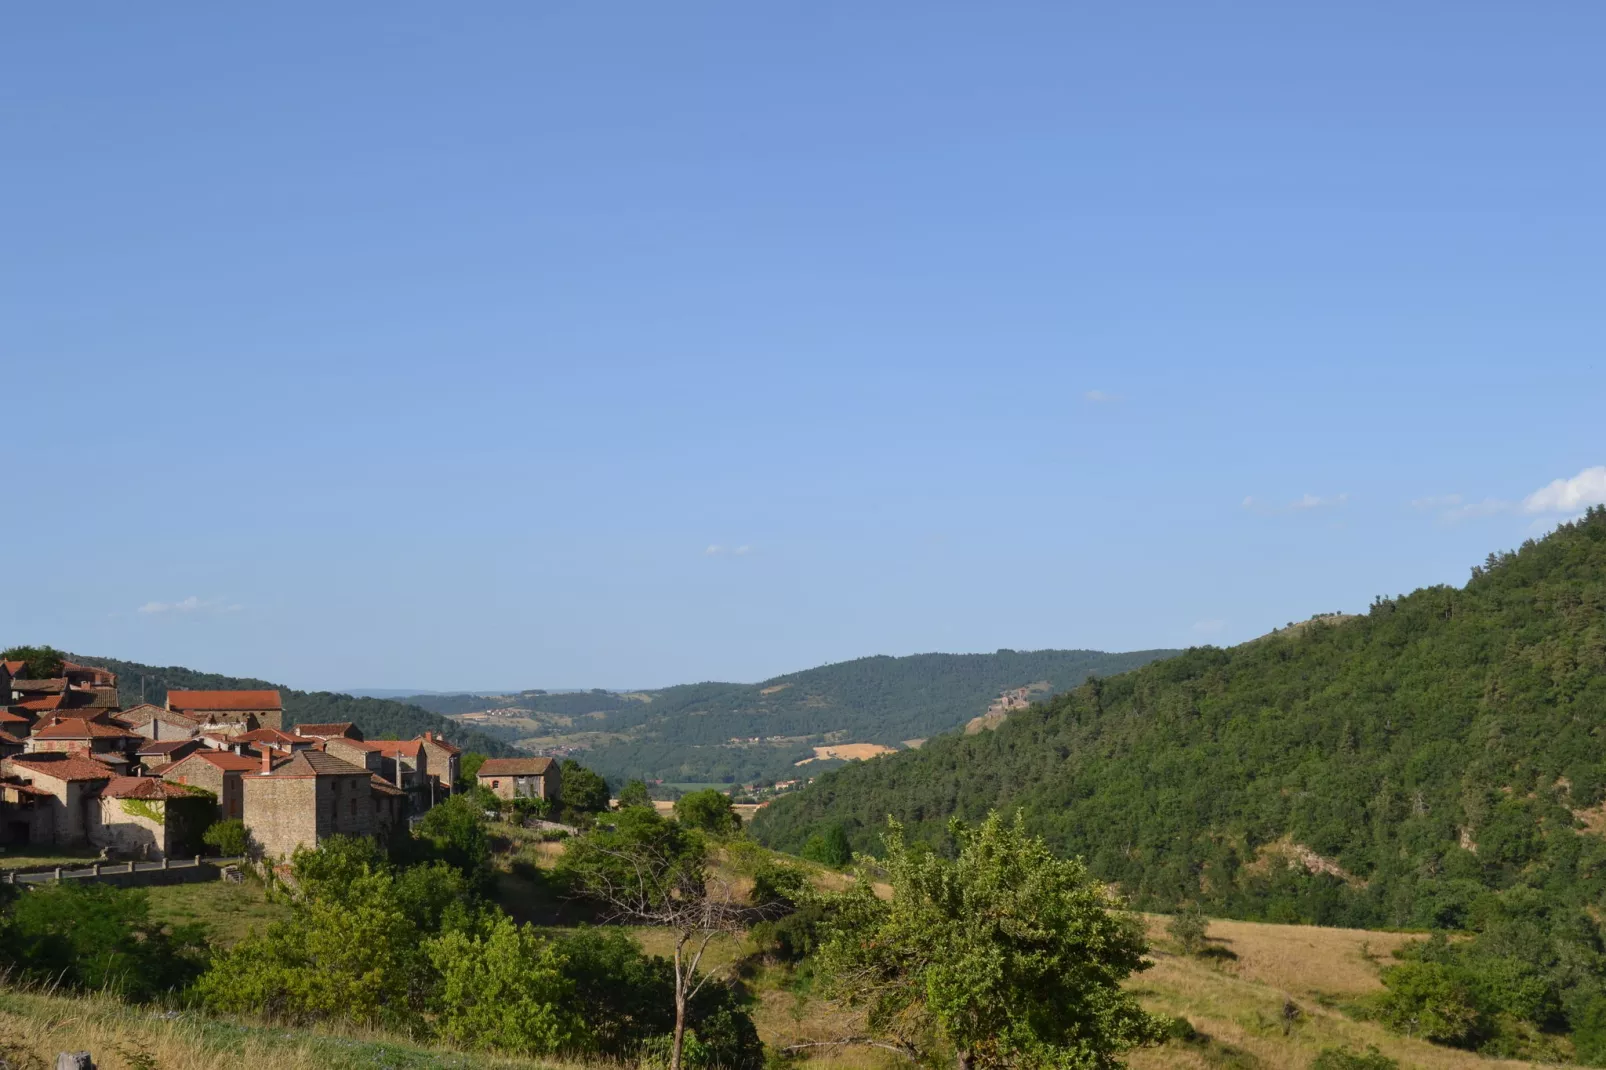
[[405, 649, 1178, 787], [68, 655, 517, 757], [754, 508, 1606, 1060], [756, 508, 1606, 921]]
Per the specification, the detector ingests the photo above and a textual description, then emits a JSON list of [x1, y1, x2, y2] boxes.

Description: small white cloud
[[1523, 465, 1606, 514], [1245, 492, 1347, 514], [732, 545, 752, 556], [1192, 619, 1228, 636], [137, 596, 239, 615], [705, 545, 725, 556], [1084, 389, 1119, 403]]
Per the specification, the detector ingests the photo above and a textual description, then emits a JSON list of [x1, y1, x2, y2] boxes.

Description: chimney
[[424, 731, 434, 742], [260, 749, 272, 775]]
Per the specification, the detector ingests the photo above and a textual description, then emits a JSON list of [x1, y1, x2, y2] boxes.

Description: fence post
[[193, 854, 201, 868], [161, 857, 169, 870], [91, 862, 101, 877], [53, 867, 63, 882]]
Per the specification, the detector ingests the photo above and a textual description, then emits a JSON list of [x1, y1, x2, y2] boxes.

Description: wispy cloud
[[1083, 389, 1119, 403], [704, 545, 752, 557], [1244, 492, 1348, 515], [137, 596, 241, 615]]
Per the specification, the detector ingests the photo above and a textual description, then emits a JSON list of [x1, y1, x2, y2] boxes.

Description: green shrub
[[1167, 908, 1209, 955], [1310, 1046, 1398, 1070], [203, 817, 249, 857]]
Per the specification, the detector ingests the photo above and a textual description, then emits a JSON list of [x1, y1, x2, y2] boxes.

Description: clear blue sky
[[4, 4, 1603, 691]]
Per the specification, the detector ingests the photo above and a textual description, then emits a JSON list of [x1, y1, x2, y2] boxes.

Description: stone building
[[0, 755, 117, 844], [293, 722, 363, 742], [119, 704, 200, 740], [161, 749, 263, 820], [419, 731, 460, 795], [324, 738, 437, 812], [25, 719, 141, 765], [166, 689, 283, 731], [240, 749, 377, 860], [88, 776, 210, 860], [475, 756, 560, 802]]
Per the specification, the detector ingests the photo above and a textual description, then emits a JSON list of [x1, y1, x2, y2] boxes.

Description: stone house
[[161, 749, 263, 820], [88, 777, 211, 860], [0, 730, 24, 758], [166, 689, 283, 731], [419, 731, 460, 795], [0, 709, 32, 737], [0, 781, 54, 845], [228, 727, 313, 755], [25, 719, 142, 766], [0, 755, 117, 844], [137, 738, 200, 767], [476, 757, 560, 802], [323, 738, 438, 811], [119, 704, 200, 740], [240, 749, 378, 860]]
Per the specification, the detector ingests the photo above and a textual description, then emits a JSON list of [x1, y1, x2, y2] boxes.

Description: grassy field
[[142, 874, 290, 946], [29, 830, 1570, 1069], [0, 845, 101, 870]]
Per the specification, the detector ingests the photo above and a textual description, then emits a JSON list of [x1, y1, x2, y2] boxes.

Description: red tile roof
[[0, 730, 23, 746], [166, 690, 282, 711], [11, 678, 66, 694], [175, 751, 263, 773], [477, 757, 556, 776], [102, 776, 203, 800], [32, 720, 139, 740], [227, 727, 299, 745], [419, 732, 459, 755], [8, 755, 118, 782], [293, 722, 361, 739], [370, 774, 406, 797], [345, 739, 424, 758], [1, 661, 24, 676], [16, 695, 64, 712], [136, 739, 197, 756], [118, 703, 174, 722], [0, 709, 32, 725], [260, 750, 369, 778]]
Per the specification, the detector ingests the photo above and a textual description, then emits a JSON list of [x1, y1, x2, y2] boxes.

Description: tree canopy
[[814, 812, 1167, 1069]]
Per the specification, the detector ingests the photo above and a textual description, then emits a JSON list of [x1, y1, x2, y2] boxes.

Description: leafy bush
[[1310, 1046, 1398, 1070], [203, 817, 249, 857], [1167, 908, 1209, 955], [800, 823, 851, 866], [560, 760, 610, 815], [1373, 961, 1489, 1048], [0, 884, 205, 1001], [674, 789, 741, 835], [426, 915, 582, 1055], [617, 778, 654, 809]]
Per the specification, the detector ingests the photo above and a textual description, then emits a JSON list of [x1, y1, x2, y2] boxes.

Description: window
[[349, 798, 356, 816], [491, 780, 500, 788]]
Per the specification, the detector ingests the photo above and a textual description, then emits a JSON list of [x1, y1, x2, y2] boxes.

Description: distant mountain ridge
[[401, 648, 1181, 786], [66, 655, 518, 758]]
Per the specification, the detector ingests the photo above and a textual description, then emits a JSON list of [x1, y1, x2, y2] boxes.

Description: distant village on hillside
[[0, 658, 557, 861]]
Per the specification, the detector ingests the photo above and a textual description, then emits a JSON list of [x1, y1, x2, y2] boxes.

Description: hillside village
[[0, 658, 522, 862]]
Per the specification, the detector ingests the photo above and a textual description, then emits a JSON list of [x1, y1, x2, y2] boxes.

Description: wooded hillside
[[754, 508, 1606, 930]]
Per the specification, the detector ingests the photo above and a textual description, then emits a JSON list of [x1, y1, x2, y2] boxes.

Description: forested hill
[[399, 648, 1179, 787], [753, 508, 1606, 930], [68, 655, 517, 757]]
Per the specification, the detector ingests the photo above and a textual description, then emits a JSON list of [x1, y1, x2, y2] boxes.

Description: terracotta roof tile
[[32, 720, 139, 740], [292, 722, 361, 739], [477, 757, 556, 776], [10, 678, 67, 694], [262, 750, 369, 778], [0, 730, 23, 746], [166, 690, 282, 712], [15, 695, 63, 712], [0, 709, 32, 724], [102, 776, 204, 800], [1, 661, 24, 675], [7, 755, 117, 782], [369, 774, 406, 797], [179, 751, 264, 773], [227, 727, 299, 745]]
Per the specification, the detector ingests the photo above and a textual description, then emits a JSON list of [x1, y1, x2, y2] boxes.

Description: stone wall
[[87, 797, 168, 859], [241, 775, 318, 860]]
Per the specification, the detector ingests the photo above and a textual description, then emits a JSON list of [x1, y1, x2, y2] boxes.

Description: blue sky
[[4, 4, 1603, 691]]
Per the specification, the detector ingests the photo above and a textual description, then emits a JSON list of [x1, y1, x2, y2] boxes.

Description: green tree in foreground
[[1, 645, 65, 680], [426, 914, 582, 1055], [674, 789, 741, 835], [202, 818, 249, 857], [458, 751, 488, 790], [560, 759, 610, 815], [618, 778, 654, 809], [814, 812, 1168, 1070]]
